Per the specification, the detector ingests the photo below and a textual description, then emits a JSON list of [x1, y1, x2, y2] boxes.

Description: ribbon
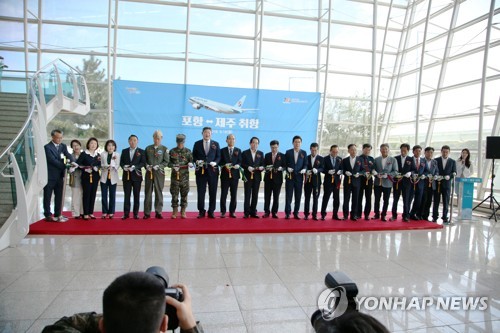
[[90, 173, 93, 184], [107, 168, 111, 180]]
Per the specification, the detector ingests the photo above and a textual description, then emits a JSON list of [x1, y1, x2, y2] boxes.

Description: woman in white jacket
[[100, 140, 120, 219], [457, 148, 473, 178]]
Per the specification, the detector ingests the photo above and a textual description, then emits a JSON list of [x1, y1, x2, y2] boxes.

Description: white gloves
[[300, 169, 306, 174], [287, 167, 294, 173], [196, 160, 204, 165], [93, 166, 98, 172], [130, 165, 136, 171], [372, 170, 378, 176], [345, 171, 352, 176], [420, 175, 426, 180], [147, 165, 152, 171], [328, 169, 335, 175], [71, 162, 78, 167], [123, 165, 130, 171], [337, 170, 343, 175], [69, 167, 76, 173], [248, 166, 255, 172], [209, 161, 217, 167], [382, 174, 388, 179], [353, 173, 359, 178], [445, 175, 450, 180], [277, 167, 283, 171], [233, 164, 240, 169], [153, 165, 159, 170], [404, 172, 411, 178], [85, 168, 92, 174], [258, 166, 265, 171], [312, 168, 318, 174], [174, 166, 180, 172], [188, 162, 194, 168], [452, 172, 457, 177]]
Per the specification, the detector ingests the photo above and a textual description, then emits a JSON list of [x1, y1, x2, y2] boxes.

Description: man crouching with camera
[[42, 269, 203, 333]]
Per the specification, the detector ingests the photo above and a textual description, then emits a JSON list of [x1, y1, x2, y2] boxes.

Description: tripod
[[473, 159, 500, 222]]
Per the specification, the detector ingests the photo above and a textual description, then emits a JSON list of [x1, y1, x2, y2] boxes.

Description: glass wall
[[0, 0, 498, 199]]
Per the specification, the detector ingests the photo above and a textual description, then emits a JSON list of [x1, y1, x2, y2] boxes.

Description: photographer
[[42, 271, 203, 333]]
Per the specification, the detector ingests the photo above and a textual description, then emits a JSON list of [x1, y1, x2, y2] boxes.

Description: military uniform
[[169, 134, 193, 218], [41, 312, 204, 333], [144, 143, 169, 218]]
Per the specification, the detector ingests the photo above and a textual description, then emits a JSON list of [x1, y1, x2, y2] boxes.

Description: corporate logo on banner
[[113, 80, 320, 151]]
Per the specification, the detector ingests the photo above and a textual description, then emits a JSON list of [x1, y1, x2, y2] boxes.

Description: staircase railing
[[0, 59, 90, 251]]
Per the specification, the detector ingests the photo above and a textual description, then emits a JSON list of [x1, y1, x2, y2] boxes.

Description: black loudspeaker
[[486, 136, 500, 159]]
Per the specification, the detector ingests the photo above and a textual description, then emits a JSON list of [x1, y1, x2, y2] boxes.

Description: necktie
[[331, 157, 335, 168], [229, 148, 233, 156], [416, 158, 420, 170], [364, 157, 369, 172], [205, 141, 209, 155], [272, 154, 276, 163], [130, 149, 134, 161]]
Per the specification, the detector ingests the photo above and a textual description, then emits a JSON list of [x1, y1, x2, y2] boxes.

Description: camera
[[146, 266, 184, 331], [311, 271, 359, 333]]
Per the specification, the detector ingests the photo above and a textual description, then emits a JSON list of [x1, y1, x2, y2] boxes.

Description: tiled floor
[[1, 188, 500, 332]]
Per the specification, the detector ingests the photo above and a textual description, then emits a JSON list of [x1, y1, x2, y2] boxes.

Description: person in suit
[[43, 129, 75, 222], [409, 145, 430, 220], [357, 143, 376, 220], [69, 139, 83, 219], [432, 145, 457, 224], [192, 127, 221, 218], [76, 137, 101, 220], [143, 130, 170, 219], [284, 135, 308, 219], [303, 143, 324, 221], [373, 144, 398, 221], [391, 143, 413, 221], [263, 140, 286, 218], [100, 140, 120, 219], [419, 146, 439, 221], [241, 137, 265, 218], [341, 143, 363, 221], [219, 134, 242, 218], [321, 144, 343, 220], [119, 134, 146, 220]]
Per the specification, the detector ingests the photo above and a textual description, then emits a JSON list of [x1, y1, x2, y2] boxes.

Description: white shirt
[[442, 157, 448, 169], [382, 157, 388, 169], [251, 150, 256, 162], [350, 156, 356, 169], [311, 155, 316, 167], [294, 150, 299, 164]]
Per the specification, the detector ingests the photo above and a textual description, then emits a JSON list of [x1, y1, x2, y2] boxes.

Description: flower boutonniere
[[368, 161, 373, 166], [136, 151, 141, 157], [211, 144, 216, 150], [256, 153, 261, 159], [112, 154, 117, 160], [386, 161, 392, 165], [277, 155, 281, 161], [406, 161, 411, 165], [171, 153, 178, 158], [96, 155, 101, 161], [315, 159, 320, 166], [356, 161, 361, 165], [300, 153, 304, 159], [234, 150, 239, 156]]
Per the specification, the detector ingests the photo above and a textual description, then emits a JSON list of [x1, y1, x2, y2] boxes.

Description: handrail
[[0, 58, 86, 161]]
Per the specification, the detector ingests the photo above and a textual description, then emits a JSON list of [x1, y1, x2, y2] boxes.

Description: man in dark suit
[[219, 134, 242, 218], [241, 137, 265, 218], [432, 145, 457, 224], [357, 143, 376, 220], [321, 144, 343, 220], [284, 135, 308, 219], [391, 143, 413, 221], [419, 147, 439, 221], [303, 143, 324, 221], [43, 129, 75, 222], [341, 144, 363, 221], [263, 140, 286, 218], [192, 127, 221, 218], [409, 145, 430, 220], [119, 134, 146, 219]]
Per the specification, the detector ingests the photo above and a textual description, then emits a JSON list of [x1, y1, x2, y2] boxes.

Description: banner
[[113, 80, 320, 154]]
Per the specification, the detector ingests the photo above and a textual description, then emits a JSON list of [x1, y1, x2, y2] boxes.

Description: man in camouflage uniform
[[169, 134, 193, 218], [144, 130, 169, 219]]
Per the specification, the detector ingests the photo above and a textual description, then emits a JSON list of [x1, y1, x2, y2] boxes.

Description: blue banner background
[[113, 80, 320, 153]]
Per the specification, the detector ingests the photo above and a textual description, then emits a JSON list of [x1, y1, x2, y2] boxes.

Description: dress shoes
[[321, 216, 326, 221], [431, 219, 437, 223], [197, 212, 205, 219], [134, 215, 139, 220], [272, 213, 279, 219], [155, 213, 163, 219], [350, 216, 358, 221], [403, 217, 409, 222], [243, 214, 249, 219], [285, 214, 290, 220], [208, 213, 215, 219], [372, 214, 380, 220], [390, 216, 398, 221], [45, 216, 56, 222], [143, 214, 150, 220], [263, 213, 270, 218], [250, 214, 260, 218], [53, 216, 68, 222], [312, 216, 318, 221], [303, 216, 309, 221], [333, 215, 343, 221], [410, 215, 419, 221], [381, 216, 387, 221], [364, 216, 370, 221], [90, 215, 97, 219], [220, 213, 226, 218], [230, 212, 237, 218], [122, 215, 129, 220], [293, 214, 300, 220]]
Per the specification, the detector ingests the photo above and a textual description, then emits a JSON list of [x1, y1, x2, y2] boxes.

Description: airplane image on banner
[[188, 95, 258, 114]]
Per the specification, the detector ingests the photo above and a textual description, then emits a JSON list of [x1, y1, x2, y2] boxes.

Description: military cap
[[176, 134, 186, 143]]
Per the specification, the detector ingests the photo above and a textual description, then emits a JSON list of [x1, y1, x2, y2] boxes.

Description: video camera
[[311, 271, 359, 333], [146, 266, 184, 331]]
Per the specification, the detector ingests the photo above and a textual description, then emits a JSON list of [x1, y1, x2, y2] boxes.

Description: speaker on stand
[[473, 136, 500, 222]]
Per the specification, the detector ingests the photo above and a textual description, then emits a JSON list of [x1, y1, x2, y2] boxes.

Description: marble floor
[[1, 189, 500, 332]]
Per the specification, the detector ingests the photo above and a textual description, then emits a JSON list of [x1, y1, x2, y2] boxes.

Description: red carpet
[[29, 212, 443, 235]]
